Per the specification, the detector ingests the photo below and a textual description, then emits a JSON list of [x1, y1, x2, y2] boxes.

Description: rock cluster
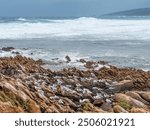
[[1, 47, 15, 52], [0, 55, 150, 113]]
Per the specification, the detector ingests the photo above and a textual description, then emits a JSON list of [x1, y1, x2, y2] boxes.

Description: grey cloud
[[0, 0, 149, 17]]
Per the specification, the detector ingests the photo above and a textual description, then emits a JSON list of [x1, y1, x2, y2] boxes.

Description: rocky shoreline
[[0, 54, 150, 113]]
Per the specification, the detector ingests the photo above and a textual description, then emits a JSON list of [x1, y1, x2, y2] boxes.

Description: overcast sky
[[0, 0, 150, 17]]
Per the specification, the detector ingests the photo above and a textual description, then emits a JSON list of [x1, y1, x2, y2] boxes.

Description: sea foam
[[0, 17, 150, 42]]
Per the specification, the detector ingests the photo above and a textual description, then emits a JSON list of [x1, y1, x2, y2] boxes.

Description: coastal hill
[[105, 7, 150, 16]]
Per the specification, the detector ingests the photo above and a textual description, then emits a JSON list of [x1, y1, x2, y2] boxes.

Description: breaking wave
[[0, 17, 150, 42]]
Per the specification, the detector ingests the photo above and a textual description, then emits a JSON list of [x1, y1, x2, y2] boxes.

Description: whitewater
[[0, 17, 150, 70]]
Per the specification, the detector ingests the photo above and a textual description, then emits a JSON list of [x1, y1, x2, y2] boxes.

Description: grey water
[[0, 17, 150, 70]]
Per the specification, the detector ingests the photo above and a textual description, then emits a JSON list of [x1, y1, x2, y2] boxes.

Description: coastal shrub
[[119, 99, 131, 110], [0, 91, 17, 106]]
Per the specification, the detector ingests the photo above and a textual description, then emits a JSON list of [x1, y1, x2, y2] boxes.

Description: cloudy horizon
[[0, 0, 150, 17]]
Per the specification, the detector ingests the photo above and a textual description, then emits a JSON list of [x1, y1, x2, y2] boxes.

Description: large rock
[[65, 56, 71, 63], [2, 47, 15, 52], [113, 105, 128, 113], [106, 80, 134, 93], [26, 99, 41, 113], [0, 101, 23, 113], [146, 80, 150, 88], [130, 107, 148, 113], [126, 91, 149, 105], [93, 99, 104, 107], [138, 92, 150, 102], [101, 102, 113, 112], [114, 93, 147, 110]]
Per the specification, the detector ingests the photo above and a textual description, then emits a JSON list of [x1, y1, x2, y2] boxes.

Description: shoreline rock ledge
[[0, 55, 150, 113]]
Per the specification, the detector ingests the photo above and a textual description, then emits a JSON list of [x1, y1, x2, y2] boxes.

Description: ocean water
[[0, 17, 150, 70]]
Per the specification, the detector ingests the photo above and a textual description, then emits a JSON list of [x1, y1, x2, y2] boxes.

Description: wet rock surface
[[1, 47, 15, 52], [0, 55, 150, 113]]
